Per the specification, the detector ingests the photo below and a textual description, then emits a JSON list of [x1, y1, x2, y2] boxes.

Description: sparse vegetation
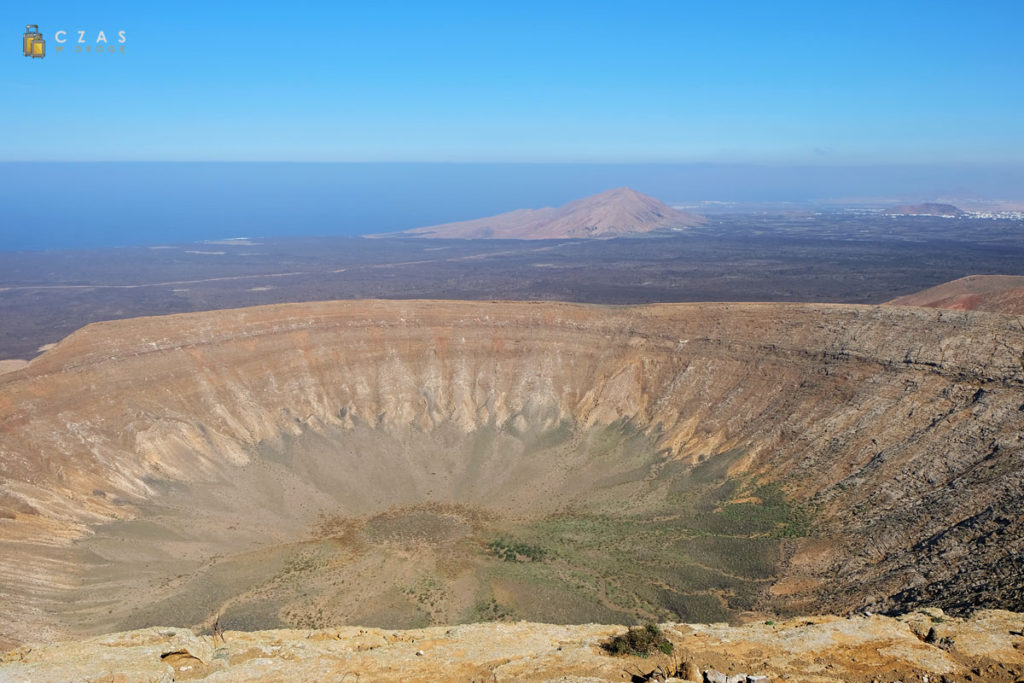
[[691, 483, 814, 539], [487, 538, 547, 563], [600, 623, 674, 657], [465, 468, 815, 625], [282, 551, 329, 575], [471, 597, 515, 621]]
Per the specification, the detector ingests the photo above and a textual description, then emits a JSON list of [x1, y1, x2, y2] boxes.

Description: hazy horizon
[[2, 161, 1023, 251]]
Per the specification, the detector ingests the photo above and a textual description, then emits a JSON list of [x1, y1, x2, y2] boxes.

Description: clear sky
[[4, 0, 1024, 163]]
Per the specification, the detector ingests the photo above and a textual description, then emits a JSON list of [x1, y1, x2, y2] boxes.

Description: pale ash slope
[[0, 301, 1023, 647], [887, 274, 1024, 314], [4, 610, 1024, 683], [387, 187, 705, 239]]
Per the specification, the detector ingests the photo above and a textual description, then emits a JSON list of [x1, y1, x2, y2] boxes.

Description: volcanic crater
[[1, 299, 1023, 649]]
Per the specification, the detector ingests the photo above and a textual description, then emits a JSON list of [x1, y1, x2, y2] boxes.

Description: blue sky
[[4, 1, 1024, 163]]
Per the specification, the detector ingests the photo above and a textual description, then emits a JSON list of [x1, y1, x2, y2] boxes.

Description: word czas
[[53, 30, 127, 54]]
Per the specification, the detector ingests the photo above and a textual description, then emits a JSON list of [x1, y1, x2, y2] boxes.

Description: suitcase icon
[[23, 25, 45, 58]]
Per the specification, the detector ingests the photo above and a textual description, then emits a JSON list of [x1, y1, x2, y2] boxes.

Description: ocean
[[2, 162, 1023, 251]]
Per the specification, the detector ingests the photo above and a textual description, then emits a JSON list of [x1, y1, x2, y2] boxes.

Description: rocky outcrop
[[3, 610, 1023, 682], [0, 300, 1023, 647]]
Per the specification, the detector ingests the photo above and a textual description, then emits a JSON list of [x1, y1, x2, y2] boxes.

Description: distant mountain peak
[[586, 186, 649, 201], [387, 188, 705, 240]]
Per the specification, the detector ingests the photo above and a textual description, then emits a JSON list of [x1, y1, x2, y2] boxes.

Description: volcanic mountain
[[887, 274, 1024, 314], [883, 202, 964, 217], [387, 187, 705, 239], [0, 300, 1022, 650]]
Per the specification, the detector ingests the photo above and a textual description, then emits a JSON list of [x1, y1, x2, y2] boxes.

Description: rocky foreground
[[2, 609, 1023, 682]]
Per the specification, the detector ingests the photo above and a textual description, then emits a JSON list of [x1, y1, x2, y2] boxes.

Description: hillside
[[887, 274, 1024, 314]]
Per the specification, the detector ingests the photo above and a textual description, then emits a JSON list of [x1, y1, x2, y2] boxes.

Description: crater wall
[[1, 300, 1022, 646]]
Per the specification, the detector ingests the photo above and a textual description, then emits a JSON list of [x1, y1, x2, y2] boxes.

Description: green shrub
[[487, 538, 547, 562], [600, 623, 674, 657]]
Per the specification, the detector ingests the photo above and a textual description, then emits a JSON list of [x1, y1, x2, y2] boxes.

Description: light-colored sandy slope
[[3, 609, 1023, 682], [0, 300, 1023, 647], [887, 275, 1024, 314], [391, 187, 705, 239], [0, 360, 28, 375]]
